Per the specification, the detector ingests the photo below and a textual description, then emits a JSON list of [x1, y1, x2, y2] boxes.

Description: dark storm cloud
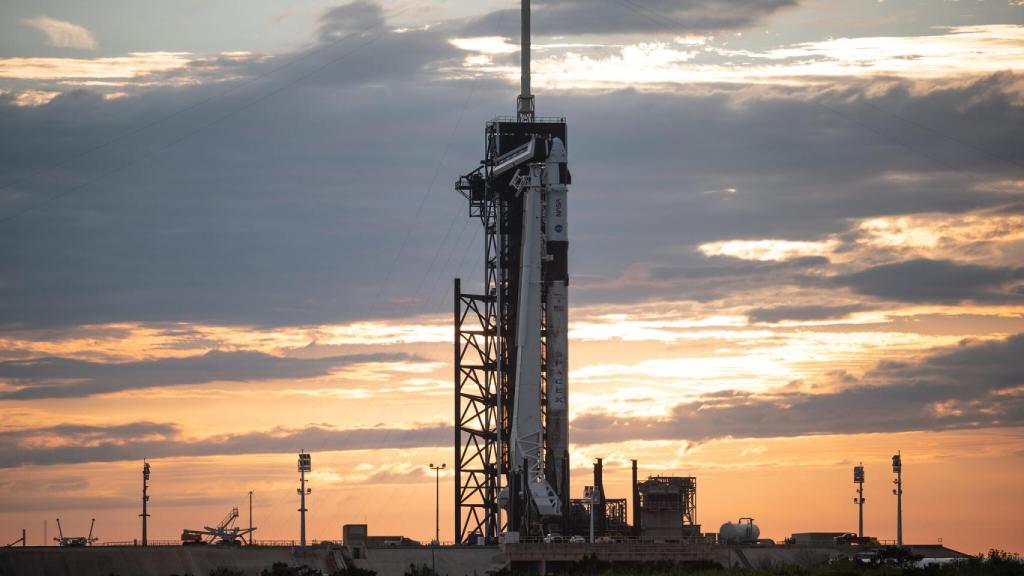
[[464, 0, 798, 36], [2, 334, 1021, 466], [571, 333, 1024, 444], [0, 493, 225, 513], [0, 351, 421, 400], [746, 304, 866, 324], [651, 255, 829, 280], [319, 0, 386, 41], [578, 255, 832, 306], [0, 9, 1022, 329], [869, 332, 1024, 389], [0, 421, 449, 468], [834, 259, 1023, 304]]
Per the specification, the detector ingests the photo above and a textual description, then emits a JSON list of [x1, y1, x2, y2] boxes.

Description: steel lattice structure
[[454, 0, 571, 545], [454, 117, 570, 544], [453, 160, 504, 540]]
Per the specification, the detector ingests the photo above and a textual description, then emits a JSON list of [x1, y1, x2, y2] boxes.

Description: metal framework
[[181, 507, 254, 546], [454, 275, 500, 542], [454, 0, 571, 544], [638, 476, 698, 540], [454, 117, 569, 543]]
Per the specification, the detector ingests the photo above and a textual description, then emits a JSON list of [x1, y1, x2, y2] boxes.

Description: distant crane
[[54, 518, 97, 547], [181, 507, 255, 546]]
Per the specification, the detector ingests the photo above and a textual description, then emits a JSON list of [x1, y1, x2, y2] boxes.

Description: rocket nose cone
[[547, 137, 567, 162]]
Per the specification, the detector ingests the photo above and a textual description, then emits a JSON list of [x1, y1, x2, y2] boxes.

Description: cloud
[[0, 28, 1021, 328], [20, 15, 97, 50], [835, 258, 1023, 304], [746, 304, 866, 324], [464, 0, 797, 36], [698, 238, 839, 262], [571, 333, 1024, 444], [0, 350, 423, 400], [0, 89, 61, 107], [651, 256, 829, 281], [454, 24, 1024, 91], [350, 461, 432, 485], [0, 421, 449, 468], [0, 51, 267, 90], [319, 0, 387, 41]]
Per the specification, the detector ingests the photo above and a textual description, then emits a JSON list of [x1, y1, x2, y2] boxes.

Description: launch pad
[[453, 0, 572, 544]]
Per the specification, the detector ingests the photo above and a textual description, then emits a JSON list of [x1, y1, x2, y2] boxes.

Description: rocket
[[506, 136, 571, 520], [544, 137, 569, 511]]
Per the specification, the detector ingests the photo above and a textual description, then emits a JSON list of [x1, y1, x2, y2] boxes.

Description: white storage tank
[[719, 518, 760, 543]]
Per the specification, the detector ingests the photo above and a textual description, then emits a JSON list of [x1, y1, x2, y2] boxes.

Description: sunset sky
[[1, 0, 1023, 555]]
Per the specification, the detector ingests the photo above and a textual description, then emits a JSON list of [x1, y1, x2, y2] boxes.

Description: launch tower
[[454, 0, 571, 543]]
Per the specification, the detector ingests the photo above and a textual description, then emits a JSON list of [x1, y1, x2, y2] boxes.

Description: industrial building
[[636, 476, 700, 541]]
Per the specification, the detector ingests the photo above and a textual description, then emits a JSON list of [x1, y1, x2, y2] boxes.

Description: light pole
[[853, 464, 865, 538], [429, 463, 446, 544], [430, 463, 445, 576], [141, 460, 150, 546], [892, 452, 903, 547], [248, 490, 254, 545], [298, 452, 312, 548]]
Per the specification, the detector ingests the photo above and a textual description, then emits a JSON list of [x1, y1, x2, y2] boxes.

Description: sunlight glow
[[450, 25, 1024, 91], [698, 238, 840, 261]]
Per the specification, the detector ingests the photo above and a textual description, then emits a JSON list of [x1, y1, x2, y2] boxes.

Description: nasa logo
[[555, 224, 563, 233]]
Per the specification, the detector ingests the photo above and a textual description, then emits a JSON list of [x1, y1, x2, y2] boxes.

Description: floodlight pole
[[892, 452, 903, 547], [298, 451, 311, 548], [141, 460, 150, 546], [430, 463, 446, 544], [300, 467, 307, 547], [853, 464, 865, 538]]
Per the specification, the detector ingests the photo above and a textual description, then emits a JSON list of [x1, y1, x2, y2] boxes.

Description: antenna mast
[[517, 0, 535, 121]]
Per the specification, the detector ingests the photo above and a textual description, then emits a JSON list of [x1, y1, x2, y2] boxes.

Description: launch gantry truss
[[454, 117, 569, 544]]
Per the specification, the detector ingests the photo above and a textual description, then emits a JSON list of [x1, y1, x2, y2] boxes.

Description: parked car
[[568, 535, 586, 544], [543, 533, 565, 543], [595, 536, 616, 544]]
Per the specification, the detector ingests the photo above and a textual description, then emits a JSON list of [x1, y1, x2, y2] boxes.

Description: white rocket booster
[[507, 137, 569, 519], [543, 138, 569, 504]]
